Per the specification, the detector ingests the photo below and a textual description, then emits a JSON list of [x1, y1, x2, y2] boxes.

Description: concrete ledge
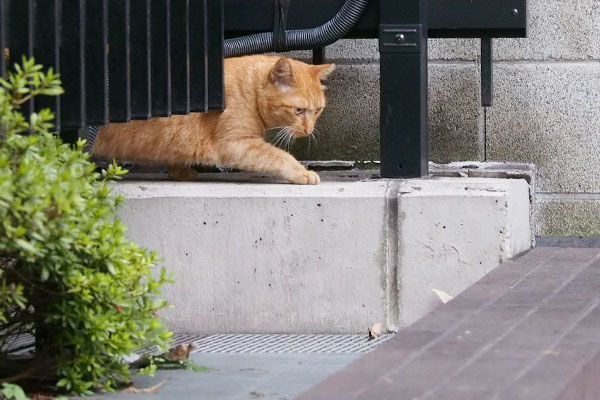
[[113, 175, 532, 333]]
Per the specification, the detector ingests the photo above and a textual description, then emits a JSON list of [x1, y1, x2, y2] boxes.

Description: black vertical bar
[[206, 0, 223, 110], [34, 0, 61, 131], [189, 0, 207, 112], [481, 37, 493, 107], [0, 0, 7, 79], [108, 0, 131, 122], [8, 0, 35, 116], [60, 0, 86, 130], [150, 0, 170, 117], [312, 47, 325, 65], [130, 0, 151, 119], [379, 0, 428, 178], [170, 0, 189, 114], [85, 0, 108, 125]]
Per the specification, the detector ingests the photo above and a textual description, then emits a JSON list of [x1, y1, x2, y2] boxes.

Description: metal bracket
[[379, 24, 424, 53], [480, 37, 493, 107]]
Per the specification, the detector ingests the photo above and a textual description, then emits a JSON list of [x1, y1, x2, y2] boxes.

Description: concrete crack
[[384, 180, 401, 332]]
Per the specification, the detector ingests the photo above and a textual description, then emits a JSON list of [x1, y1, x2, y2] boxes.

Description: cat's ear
[[313, 63, 335, 81], [269, 57, 295, 90]]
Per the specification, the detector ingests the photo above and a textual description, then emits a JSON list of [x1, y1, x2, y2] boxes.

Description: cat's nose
[[306, 130, 313, 136]]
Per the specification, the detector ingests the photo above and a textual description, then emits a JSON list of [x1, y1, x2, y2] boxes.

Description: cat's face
[[261, 57, 335, 138]]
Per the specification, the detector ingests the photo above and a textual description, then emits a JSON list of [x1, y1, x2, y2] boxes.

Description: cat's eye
[[294, 107, 305, 115]]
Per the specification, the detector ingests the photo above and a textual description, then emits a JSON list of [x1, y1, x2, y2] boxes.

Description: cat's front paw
[[289, 170, 320, 185]]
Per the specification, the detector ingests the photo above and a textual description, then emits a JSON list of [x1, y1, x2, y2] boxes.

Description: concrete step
[[113, 169, 533, 334]]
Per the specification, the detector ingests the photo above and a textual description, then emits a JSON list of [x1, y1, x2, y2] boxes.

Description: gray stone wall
[[291, 1, 600, 237]]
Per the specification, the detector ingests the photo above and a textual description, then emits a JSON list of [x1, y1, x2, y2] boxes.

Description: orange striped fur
[[92, 56, 334, 184]]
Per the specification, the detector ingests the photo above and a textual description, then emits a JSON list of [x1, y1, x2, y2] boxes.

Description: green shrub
[[0, 58, 172, 394]]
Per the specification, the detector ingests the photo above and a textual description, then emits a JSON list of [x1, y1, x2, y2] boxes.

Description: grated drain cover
[[7, 333, 392, 356], [185, 334, 392, 355]]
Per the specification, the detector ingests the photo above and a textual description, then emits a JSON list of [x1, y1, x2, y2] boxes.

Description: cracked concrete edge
[[394, 178, 533, 327], [430, 162, 537, 246], [384, 180, 401, 332]]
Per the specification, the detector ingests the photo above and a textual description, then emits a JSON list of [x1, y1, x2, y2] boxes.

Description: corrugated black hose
[[224, 0, 370, 57]]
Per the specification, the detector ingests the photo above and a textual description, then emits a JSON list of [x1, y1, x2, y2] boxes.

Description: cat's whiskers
[[285, 131, 295, 152], [272, 127, 289, 148], [273, 126, 294, 149], [286, 126, 304, 151]]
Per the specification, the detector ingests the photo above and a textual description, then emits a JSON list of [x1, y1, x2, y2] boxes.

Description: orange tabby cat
[[92, 56, 335, 184]]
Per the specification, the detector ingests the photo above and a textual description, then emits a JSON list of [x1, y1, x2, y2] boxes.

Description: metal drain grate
[[4, 334, 35, 355], [186, 334, 392, 355], [6, 333, 392, 356]]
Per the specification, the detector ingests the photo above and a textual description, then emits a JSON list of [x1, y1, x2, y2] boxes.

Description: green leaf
[[1, 383, 29, 400], [40, 267, 49, 282], [56, 378, 70, 388], [14, 238, 37, 253], [184, 360, 212, 373]]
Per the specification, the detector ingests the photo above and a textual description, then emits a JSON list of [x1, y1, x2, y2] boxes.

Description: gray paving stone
[[536, 199, 600, 236], [293, 63, 482, 163], [500, 303, 600, 400], [486, 63, 600, 193], [85, 353, 357, 400], [493, 0, 600, 61], [536, 236, 600, 247]]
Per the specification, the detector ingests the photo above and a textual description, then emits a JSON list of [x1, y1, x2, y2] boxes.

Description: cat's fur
[[92, 55, 335, 184]]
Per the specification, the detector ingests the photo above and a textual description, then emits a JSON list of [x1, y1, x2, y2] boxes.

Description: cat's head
[[261, 57, 335, 138]]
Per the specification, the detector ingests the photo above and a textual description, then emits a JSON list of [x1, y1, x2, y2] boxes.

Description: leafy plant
[[0, 383, 67, 400], [0, 57, 173, 395], [0, 383, 28, 400]]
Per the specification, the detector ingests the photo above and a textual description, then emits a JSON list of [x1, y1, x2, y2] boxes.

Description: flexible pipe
[[224, 0, 370, 57]]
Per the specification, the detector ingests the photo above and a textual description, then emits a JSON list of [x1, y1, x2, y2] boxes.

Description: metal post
[[170, 0, 190, 114], [312, 47, 325, 65], [481, 37, 493, 107], [379, 0, 428, 178], [60, 0, 86, 130], [108, 0, 132, 122], [150, 0, 171, 117], [189, 0, 208, 112], [34, 0, 61, 130], [8, 0, 35, 117], [206, 0, 223, 110], [130, 0, 152, 119], [85, 0, 108, 125]]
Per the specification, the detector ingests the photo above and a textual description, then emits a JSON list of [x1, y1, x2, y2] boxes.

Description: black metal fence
[[0, 0, 224, 133], [0, 0, 526, 178]]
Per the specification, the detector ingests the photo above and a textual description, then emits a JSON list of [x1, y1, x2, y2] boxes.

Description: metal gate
[[0, 0, 224, 134]]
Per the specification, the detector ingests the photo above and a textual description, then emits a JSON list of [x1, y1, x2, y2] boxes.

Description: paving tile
[[499, 305, 600, 399], [294, 329, 440, 400]]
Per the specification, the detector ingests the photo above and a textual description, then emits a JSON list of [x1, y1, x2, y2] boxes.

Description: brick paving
[[297, 247, 600, 400]]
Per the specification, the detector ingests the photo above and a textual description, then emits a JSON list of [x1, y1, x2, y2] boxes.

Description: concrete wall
[[113, 177, 531, 333], [290, 1, 600, 237]]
